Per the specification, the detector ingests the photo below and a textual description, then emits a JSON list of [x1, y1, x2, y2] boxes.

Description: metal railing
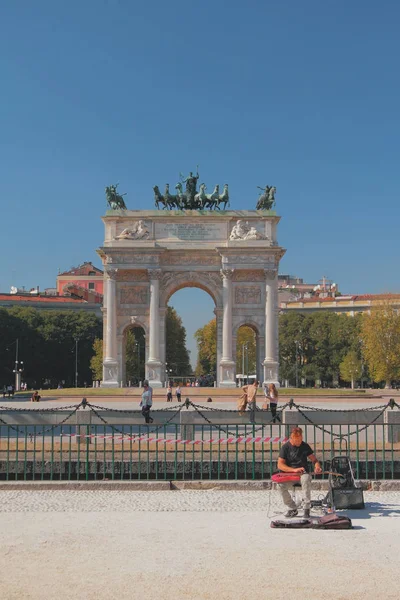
[[0, 399, 399, 481]]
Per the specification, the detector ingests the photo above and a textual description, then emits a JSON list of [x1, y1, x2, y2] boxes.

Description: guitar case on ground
[[271, 513, 353, 530]]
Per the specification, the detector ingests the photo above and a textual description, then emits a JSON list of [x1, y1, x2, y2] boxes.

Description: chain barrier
[[87, 402, 183, 414], [1, 397, 398, 442], [188, 401, 289, 437], [293, 402, 391, 438], [293, 402, 391, 413], [0, 406, 80, 438], [0, 403, 81, 412], [86, 402, 184, 438]]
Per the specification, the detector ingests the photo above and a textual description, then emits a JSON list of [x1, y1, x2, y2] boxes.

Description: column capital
[[105, 268, 119, 280], [264, 268, 277, 281], [220, 268, 234, 280], [147, 268, 163, 280]]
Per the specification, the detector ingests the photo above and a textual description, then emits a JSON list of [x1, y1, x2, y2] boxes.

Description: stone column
[[263, 268, 279, 386], [147, 269, 162, 388], [219, 269, 236, 388], [102, 268, 119, 387]]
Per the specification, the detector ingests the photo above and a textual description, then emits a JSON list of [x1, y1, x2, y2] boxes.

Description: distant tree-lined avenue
[[2, 301, 400, 389]]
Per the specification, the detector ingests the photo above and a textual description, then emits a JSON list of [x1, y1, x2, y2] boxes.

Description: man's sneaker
[[303, 509, 310, 518], [285, 508, 298, 518]]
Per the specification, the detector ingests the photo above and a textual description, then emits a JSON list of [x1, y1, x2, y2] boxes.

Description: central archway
[[160, 274, 221, 385]]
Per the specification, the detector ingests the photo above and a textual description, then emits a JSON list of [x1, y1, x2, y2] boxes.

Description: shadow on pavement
[[343, 502, 400, 519]]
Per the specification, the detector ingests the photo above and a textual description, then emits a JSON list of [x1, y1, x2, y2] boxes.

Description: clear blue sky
[[1, 1, 399, 364]]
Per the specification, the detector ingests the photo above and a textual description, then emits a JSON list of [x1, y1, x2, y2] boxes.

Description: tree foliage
[[124, 327, 146, 383], [361, 302, 400, 386], [165, 306, 192, 376], [194, 318, 217, 377], [279, 312, 362, 386], [236, 326, 256, 375], [90, 338, 103, 381], [0, 307, 102, 388], [340, 350, 362, 389]]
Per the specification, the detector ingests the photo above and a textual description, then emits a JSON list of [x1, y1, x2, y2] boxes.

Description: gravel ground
[[0, 490, 399, 600]]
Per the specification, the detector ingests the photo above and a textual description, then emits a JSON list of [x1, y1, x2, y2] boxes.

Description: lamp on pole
[[295, 340, 299, 388], [12, 338, 24, 391], [74, 338, 79, 388], [242, 343, 249, 384]]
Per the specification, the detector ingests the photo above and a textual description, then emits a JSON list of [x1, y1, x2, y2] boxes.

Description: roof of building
[[58, 262, 103, 277], [282, 293, 400, 306], [0, 294, 87, 304]]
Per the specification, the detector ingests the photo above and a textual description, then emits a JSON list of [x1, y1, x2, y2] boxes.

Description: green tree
[[236, 326, 256, 375], [279, 312, 362, 387], [340, 350, 362, 389], [90, 338, 103, 381], [361, 302, 400, 387], [0, 308, 102, 388], [124, 327, 146, 384], [194, 318, 217, 377], [165, 306, 192, 376]]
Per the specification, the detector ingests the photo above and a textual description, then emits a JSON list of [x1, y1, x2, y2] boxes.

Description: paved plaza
[[0, 489, 399, 600]]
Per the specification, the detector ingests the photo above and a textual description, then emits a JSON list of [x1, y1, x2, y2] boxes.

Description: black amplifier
[[329, 487, 365, 510]]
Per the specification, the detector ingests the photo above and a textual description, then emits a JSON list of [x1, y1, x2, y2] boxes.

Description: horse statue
[[203, 184, 220, 210], [164, 184, 179, 209], [216, 184, 230, 210], [153, 185, 169, 210], [256, 185, 275, 210], [175, 182, 189, 209], [106, 184, 127, 210], [194, 183, 208, 209], [268, 186, 276, 204]]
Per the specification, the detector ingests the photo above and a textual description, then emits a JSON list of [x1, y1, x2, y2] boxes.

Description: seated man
[[277, 427, 322, 518]]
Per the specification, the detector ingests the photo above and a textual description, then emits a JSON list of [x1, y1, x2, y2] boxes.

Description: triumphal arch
[[98, 178, 285, 388]]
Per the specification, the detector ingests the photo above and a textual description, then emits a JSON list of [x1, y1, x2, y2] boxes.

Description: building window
[[88, 271, 96, 276], [88, 283, 95, 290]]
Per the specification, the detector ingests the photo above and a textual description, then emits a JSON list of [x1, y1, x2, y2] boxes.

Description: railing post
[[180, 411, 195, 441]]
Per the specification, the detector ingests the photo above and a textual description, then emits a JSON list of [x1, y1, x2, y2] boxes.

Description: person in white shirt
[[140, 380, 153, 423], [175, 386, 181, 402], [166, 385, 173, 402]]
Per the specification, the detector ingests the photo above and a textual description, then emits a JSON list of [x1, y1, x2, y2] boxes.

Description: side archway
[[233, 320, 263, 385]]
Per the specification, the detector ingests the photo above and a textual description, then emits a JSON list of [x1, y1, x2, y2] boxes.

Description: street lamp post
[[12, 338, 24, 392], [295, 341, 299, 388], [75, 338, 79, 388]]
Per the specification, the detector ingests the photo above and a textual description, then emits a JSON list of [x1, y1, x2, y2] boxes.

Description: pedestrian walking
[[175, 385, 181, 402], [166, 385, 173, 402], [7, 384, 13, 398], [140, 380, 153, 424], [264, 383, 281, 422]]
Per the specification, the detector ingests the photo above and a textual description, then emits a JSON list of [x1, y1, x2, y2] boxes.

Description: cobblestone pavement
[[0, 490, 399, 600]]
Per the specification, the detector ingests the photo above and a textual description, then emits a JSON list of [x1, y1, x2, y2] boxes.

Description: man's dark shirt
[[279, 441, 313, 473]]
